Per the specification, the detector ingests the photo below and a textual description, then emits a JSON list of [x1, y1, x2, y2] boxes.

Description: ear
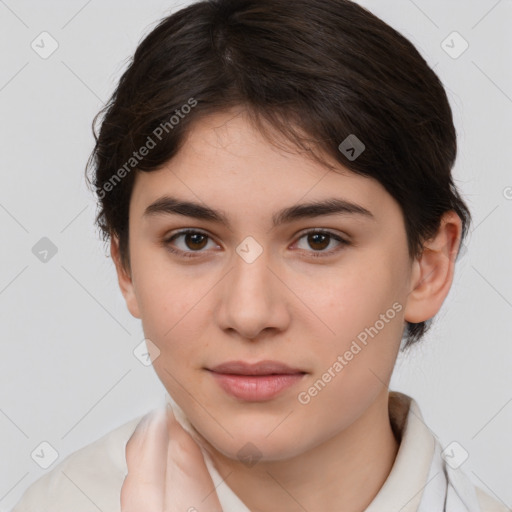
[[404, 211, 463, 323], [110, 235, 141, 319]]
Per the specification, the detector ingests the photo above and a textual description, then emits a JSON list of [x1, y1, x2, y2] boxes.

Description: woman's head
[[86, 0, 470, 350], [84, 0, 469, 463]]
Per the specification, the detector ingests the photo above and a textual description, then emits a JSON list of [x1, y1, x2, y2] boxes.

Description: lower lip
[[208, 371, 306, 401]]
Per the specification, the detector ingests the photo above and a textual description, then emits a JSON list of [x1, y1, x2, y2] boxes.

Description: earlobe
[[404, 211, 462, 324], [110, 235, 141, 319]]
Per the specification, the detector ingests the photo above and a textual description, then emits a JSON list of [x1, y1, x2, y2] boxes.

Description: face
[[117, 108, 416, 462]]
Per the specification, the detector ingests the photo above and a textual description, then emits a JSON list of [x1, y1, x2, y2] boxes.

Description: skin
[[114, 107, 462, 512]]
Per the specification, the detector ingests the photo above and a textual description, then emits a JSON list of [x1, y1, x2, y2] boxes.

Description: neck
[[202, 388, 399, 512]]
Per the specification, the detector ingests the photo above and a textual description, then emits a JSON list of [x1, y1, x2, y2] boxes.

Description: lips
[[208, 360, 306, 376], [206, 360, 307, 401]]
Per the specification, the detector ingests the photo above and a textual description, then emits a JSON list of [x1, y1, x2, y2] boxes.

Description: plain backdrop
[[1, 0, 511, 510]]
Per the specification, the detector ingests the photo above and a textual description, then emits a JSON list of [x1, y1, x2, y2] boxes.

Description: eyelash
[[162, 228, 350, 259]]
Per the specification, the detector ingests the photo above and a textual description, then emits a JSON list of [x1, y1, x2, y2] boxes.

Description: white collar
[[167, 391, 482, 512], [365, 391, 481, 512]]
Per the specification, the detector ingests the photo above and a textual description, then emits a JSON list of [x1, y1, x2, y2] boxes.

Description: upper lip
[[208, 360, 306, 376]]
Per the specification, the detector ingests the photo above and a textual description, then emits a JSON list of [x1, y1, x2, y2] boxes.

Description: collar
[[364, 391, 436, 511], [167, 391, 478, 512]]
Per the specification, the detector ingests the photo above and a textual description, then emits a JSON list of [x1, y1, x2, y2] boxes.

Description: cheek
[[308, 259, 402, 340], [133, 248, 201, 317], [133, 267, 205, 356], [300, 255, 405, 400], [295, 269, 403, 434]]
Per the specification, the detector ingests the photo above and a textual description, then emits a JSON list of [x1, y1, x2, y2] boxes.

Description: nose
[[215, 246, 291, 340]]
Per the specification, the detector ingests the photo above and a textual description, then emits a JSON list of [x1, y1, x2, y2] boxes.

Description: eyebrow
[[143, 195, 374, 229]]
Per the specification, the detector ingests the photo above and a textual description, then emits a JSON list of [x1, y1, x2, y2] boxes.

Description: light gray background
[[1, 0, 511, 510]]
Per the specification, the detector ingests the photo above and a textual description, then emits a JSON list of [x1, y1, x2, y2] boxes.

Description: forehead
[[129, 109, 397, 222]]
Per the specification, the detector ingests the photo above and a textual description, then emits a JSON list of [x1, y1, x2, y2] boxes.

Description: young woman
[[13, 0, 509, 511]]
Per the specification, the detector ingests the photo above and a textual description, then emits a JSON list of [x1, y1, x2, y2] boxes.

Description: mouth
[[205, 360, 307, 401], [207, 360, 307, 376]]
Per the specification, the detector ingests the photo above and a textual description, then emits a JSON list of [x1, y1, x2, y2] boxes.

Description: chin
[[201, 425, 310, 464]]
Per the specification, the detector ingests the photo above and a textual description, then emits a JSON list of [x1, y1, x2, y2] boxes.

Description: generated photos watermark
[[96, 97, 198, 199], [297, 301, 403, 405]]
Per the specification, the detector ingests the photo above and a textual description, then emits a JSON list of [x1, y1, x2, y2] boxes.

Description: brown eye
[[307, 232, 330, 251], [183, 232, 208, 250], [294, 229, 349, 258], [163, 229, 218, 258]]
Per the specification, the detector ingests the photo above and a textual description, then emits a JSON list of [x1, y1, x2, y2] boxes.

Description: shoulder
[[12, 413, 145, 512], [475, 485, 511, 512]]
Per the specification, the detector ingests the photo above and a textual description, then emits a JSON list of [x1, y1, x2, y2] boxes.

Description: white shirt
[[12, 391, 509, 512]]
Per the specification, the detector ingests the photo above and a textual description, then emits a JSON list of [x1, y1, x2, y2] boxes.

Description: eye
[[163, 229, 219, 258], [293, 229, 349, 258]]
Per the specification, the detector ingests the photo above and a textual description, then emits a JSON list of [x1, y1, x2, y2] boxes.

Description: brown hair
[[85, 0, 471, 350]]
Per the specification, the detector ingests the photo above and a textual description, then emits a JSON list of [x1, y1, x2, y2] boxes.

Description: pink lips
[[207, 360, 307, 401]]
